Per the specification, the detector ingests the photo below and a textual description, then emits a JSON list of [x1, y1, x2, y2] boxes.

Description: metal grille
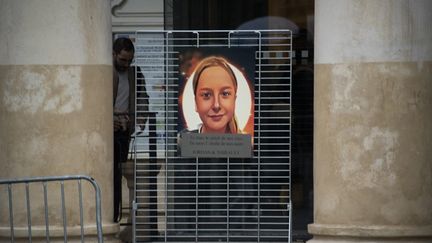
[[0, 175, 103, 243], [132, 30, 292, 243]]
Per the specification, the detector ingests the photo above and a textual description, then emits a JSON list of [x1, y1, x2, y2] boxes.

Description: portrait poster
[[177, 47, 255, 158]]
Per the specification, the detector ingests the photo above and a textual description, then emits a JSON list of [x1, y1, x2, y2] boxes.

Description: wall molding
[[111, 0, 164, 32]]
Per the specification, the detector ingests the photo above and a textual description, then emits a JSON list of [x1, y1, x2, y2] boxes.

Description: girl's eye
[[200, 92, 212, 99], [221, 90, 232, 97]]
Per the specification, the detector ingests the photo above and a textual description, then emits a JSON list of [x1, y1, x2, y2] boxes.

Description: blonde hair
[[192, 56, 240, 134]]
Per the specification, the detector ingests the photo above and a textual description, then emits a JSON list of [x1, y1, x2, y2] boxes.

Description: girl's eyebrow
[[197, 87, 212, 91]]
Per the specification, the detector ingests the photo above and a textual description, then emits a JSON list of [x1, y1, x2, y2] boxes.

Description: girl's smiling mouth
[[209, 114, 224, 121]]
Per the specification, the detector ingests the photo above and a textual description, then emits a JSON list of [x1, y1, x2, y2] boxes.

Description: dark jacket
[[113, 66, 149, 134]]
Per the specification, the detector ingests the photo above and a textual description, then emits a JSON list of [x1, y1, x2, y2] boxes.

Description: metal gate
[[132, 30, 292, 243], [0, 175, 103, 243]]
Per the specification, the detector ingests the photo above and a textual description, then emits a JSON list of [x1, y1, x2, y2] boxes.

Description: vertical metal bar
[[288, 200, 292, 243], [194, 31, 199, 243], [164, 32, 168, 240], [164, 158, 167, 243], [165, 31, 173, 243], [165, 31, 171, 164], [78, 180, 84, 243], [226, 157, 230, 242], [255, 30, 262, 242], [132, 143, 136, 243], [133, 32, 140, 242], [288, 30, 293, 243], [132, 109, 137, 243], [163, 117, 167, 241], [60, 181, 67, 243], [195, 157, 199, 243], [43, 182, 50, 243], [133, 33, 138, 243], [194, 31, 200, 48], [7, 184, 15, 243], [133, 32, 141, 241], [227, 31, 233, 243], [132, 201, 136, 243], [164, 77, 168, 243], [149, 113, 158, 238], [25, 183, 32, 243], [92, 178, 104, 243]]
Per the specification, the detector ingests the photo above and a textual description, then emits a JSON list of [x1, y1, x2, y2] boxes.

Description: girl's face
[[195, 66, 236, 133]]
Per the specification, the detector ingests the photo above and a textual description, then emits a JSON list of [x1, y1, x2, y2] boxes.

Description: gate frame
[[132, 29, 293, 243]]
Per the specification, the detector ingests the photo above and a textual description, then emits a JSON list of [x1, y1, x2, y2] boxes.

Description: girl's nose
[[212, 97, 221, 111]]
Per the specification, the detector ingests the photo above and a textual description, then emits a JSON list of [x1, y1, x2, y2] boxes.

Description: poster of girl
[[178, 48, 255, 140]]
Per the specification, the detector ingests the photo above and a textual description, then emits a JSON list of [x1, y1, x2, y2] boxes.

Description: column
[[310, 0, 432, 242], [0, 0, 119, 242]]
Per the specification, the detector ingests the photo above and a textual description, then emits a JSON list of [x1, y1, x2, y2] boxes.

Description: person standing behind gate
[[113, 37, 149, 222]]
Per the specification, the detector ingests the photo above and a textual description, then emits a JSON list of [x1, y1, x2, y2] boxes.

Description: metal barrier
[[133, 30, 292, 243], [0, 175, 103, 243]]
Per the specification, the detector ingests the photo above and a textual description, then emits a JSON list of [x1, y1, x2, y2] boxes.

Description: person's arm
[[136, 66, 149, 130]]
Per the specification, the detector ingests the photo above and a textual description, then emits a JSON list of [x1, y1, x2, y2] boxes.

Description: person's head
[[113, 37, 135, 72], [192, 56, 239, 134]]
